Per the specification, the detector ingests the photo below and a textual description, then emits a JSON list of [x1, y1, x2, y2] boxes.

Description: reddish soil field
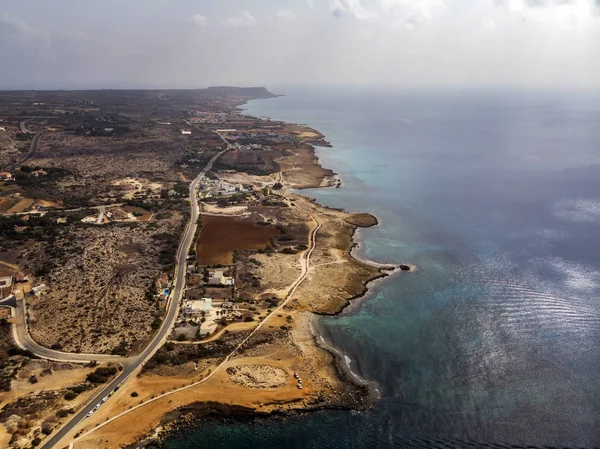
[[196, 215, 279, 265]]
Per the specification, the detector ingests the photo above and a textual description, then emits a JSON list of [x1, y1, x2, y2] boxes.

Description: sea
[[164, 87, 600, 448]]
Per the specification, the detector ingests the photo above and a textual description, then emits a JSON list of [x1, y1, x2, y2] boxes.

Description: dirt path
[[0, 261, 23, 275], [69, 184, 322, 447]]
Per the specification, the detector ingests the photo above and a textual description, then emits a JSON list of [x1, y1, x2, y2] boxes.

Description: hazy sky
[[1, 0, 600, 90]]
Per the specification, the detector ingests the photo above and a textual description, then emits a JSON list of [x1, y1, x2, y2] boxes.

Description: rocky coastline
[[122, 97, 412, 449]]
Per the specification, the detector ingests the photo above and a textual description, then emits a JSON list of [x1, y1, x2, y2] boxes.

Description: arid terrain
[[0, 87, 406, 449]]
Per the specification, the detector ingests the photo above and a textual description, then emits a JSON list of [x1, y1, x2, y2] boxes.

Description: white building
[[32, 284, 47, 296], [183, 298, 213, 317]]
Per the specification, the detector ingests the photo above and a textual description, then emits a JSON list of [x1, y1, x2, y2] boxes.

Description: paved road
[[69, 194, 322, 447], [20, 120, 32, 134], [40, 141, 230, 449], [12, 298, 125, 364], [7, 122, 41, 170]]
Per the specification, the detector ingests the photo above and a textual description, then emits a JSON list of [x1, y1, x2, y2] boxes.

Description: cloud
[[381, 0, 447, 28], [0, 13, 49, 45], [220, 11, 257, 28], [188, 14, 207, 27], [495, 0, 600, 27], [330, 0, 377, 19], [277, 9, 297, 20], [482, 18, 497, 30]]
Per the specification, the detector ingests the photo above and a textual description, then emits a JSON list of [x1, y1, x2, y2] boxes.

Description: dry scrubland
[[26, 212, 185, 354], [73, 175, 386, 449], [0, 358, 117, 448], [36, 129, 187, 181], [0, 87, 402, 449]]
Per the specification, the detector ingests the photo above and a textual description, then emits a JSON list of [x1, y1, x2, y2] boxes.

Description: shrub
[[64, 391, 77, 401], [151, 318, 162, 330], [86, 366, 118, 384], [131, 391, 139, 397]]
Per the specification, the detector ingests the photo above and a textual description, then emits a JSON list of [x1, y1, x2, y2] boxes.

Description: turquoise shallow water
[[165, 88, 600, 448]]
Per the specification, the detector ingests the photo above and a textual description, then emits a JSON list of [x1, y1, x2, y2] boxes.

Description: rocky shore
[[75, 97, 412, 449]]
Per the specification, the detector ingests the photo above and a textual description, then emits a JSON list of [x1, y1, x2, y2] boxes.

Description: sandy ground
[[200, 202, 248, 215], [0, 362, 103, 448], [65, 194, 381, 449], [29, 119, 392, 449], [71, 314, 364, 449], [277, 145, 336, 189], [7, 199, 34, 214], [291, 196, 382, 314]]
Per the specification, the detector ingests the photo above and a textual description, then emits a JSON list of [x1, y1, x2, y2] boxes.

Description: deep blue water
[[165, 88, 600, 448]]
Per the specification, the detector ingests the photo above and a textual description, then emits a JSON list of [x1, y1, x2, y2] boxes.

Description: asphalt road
[[12, 298, 124, 364], [40, 144, 229, 449], [8, 131, 40, 171], [68, 188, 323, 446]]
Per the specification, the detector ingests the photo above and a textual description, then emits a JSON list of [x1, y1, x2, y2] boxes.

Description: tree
[[151, 317, 162, 330]]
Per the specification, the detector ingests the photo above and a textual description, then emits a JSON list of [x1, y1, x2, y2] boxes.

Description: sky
[[1, 0, 600, 90]]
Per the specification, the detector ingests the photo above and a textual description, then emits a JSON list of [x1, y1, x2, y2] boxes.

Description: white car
[[85, 411, 93, 419], [102, 396, 109, 403], [94, 404, 100, 410]]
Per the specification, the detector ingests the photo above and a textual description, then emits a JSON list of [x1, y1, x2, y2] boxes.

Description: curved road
[[40, 142, 230, 449], [12, 298, 125, 364], [7, 120, 41, 170], [67, 199, 322, 448]]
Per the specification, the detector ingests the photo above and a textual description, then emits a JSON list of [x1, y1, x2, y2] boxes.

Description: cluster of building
[[198, 180, 247, 199], [180, 297, 242, 337], [0, 169, 47, 182], [81, 207, 139, 225], [207, 269, 235, 286], [231, 142, 269, 151], [223, 129, 287, 140], [107, 177, 175, 202], [1, 274, 45, 301], [189, 111, 228, 124]]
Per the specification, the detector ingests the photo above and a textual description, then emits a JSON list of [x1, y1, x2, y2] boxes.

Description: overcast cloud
[[0, 0, 599, 89]]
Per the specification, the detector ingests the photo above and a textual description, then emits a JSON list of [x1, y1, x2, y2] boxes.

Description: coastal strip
[[66, 93, 412, 449]]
